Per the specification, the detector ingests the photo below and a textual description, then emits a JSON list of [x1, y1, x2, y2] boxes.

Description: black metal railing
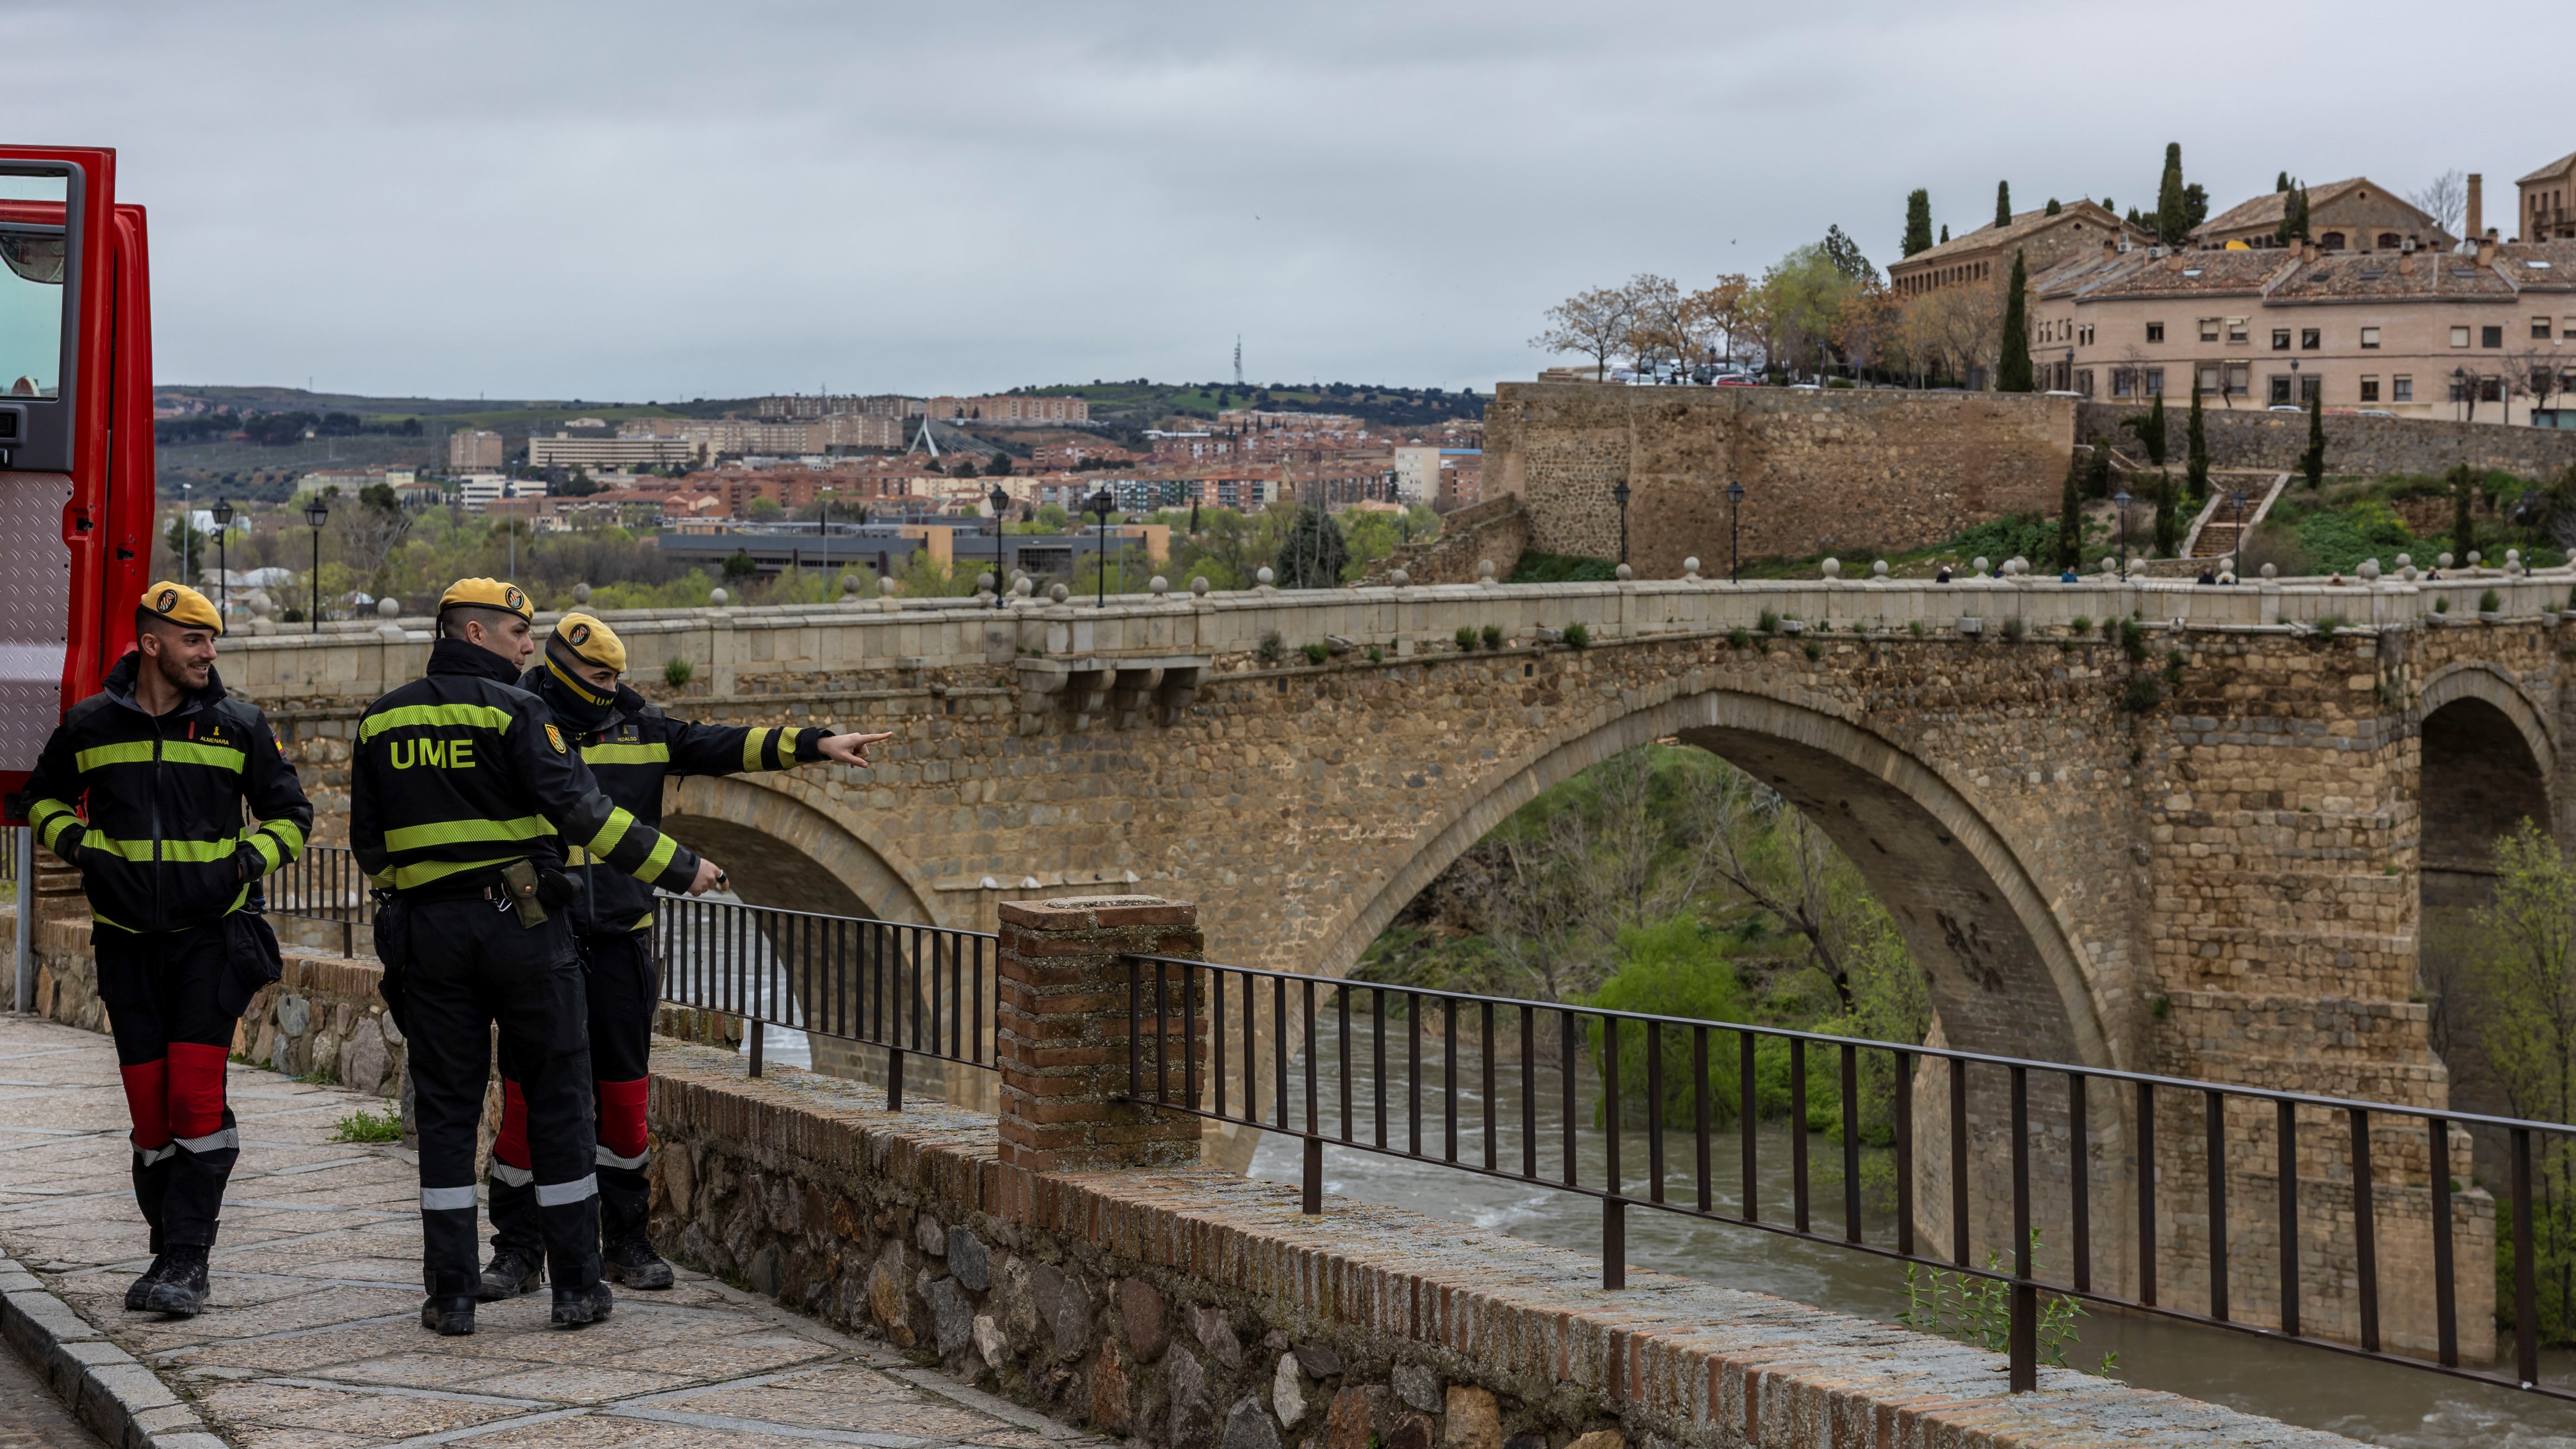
[[650, 893, 997, 1106], [1123, 953, 2574, 1401], [268, 843, 375, 956]]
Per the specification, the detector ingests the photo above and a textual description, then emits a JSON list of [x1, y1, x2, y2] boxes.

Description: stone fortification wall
[[2078, 400, 2576, 480], [1482, 384, 2076, 578], [1362, 496, 1529, 585]]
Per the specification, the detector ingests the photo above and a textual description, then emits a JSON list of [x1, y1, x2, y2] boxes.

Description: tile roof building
[[2189, 177, 2450, 254], [1888, 202, 2150, 297], [2518, 153, 2576, 242]]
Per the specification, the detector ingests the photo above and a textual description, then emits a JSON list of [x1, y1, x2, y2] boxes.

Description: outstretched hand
[[817, 731, 896, 767]]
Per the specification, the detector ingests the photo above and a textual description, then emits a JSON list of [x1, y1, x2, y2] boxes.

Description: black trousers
[[404, 898, 599, 1298], [490, 930, 660, 1256], [94, 922, 238, 1253]]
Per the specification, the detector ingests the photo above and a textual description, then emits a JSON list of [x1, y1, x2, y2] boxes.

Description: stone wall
[[1362, 496, 1530, 585], [2078, 400, 2576, 480], [1481, 385, 2076, 578]]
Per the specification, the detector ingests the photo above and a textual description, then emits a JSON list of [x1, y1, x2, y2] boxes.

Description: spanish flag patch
[[545, 723, 568, 755]]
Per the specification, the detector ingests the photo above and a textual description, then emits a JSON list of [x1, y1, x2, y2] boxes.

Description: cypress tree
[[2452, 463, 2476, 559], [2276, 181, 2311, 245], [1272, 505, 1348, 588], [2045, 198, 2061, 215], [1995, 181, 2012, 229], [2276, 171, 2292, 193], [1996, 250, 2033, 392], [2186, 377, 2210, 501], [2153, 470, 2180, 557], [2057, 448, 2086, 570], [1902, 189, 1933, 257], [2085, 442, 2114, 500], [1939, 224, 1949, 243], [2142, 388, 2168, 466], [2157, 143, 2188, 246], [2301, 387, 2327, 488]]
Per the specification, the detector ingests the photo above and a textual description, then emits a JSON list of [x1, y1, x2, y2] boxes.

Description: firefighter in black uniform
[[25, 583, 312, 1317], [350, 580, 723, 1336], [477, 612, 887, 1297]]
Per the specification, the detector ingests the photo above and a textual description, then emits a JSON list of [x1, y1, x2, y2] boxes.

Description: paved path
[[0, 1014, 1091, 1449], [0, 1307, 108, 1449]]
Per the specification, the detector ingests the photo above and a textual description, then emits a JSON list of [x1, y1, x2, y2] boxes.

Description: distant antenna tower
[[1234, 336, 1243, 387]]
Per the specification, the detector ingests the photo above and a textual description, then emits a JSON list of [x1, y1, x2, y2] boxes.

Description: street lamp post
[[179, 480, 193, 584], [1089, 488, 1116, 608], [303, 496, 330, 633], [211, 498, 234, 618], [989, 485, 1012, 609], [1725, 481, 1745, 581], [1611, 480, 1632, 566], [2113, 490, 2132, 574]]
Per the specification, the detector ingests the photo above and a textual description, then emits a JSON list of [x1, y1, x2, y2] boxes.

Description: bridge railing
[[268, 844, 376, 957], [1120, 950, 2563, 1402]]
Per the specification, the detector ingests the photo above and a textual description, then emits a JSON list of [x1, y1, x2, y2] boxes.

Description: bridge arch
[[1318, 684, 2120, 1073], [657, 772, 942, 927]]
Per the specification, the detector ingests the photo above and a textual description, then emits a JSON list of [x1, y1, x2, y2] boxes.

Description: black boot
[[123, 1255, 172, 1312], [550, 1279, 613, 1327], [420, 1295, 476, 1336], [602, 1233, 674, 1290], [478, 1246, 544, 1302], [143, 1245, 209, 1316]]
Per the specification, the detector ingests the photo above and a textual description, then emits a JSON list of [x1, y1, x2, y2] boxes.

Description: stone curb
[[0, 1251, 221, 1449]]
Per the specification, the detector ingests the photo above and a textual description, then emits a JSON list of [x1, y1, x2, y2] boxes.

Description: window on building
[[2452, 326, 2472, 347], [2484, 325, 2505, 348], [2079, 324, 2094, 345], [2227, 318, 2249, 343], [2199, 364, 2222, 392], [2073, 369, 2094, 398], [2301, 375, 2321, 403], [2224, 362, 2251, 396], [2361, 326, 2381, 349], [2147, 322, 2165, 343], [2272, 328, 2293, 350], [2301, 328, 2321, 350], [2482, 376, 2505, 401], [2269, 375, 2293, 404], [2320, 232, 2346, 250], [2146, 369, 2165, 396], [2393, 375, 2413, 401], [2360, 376, 2381, 402], [2201, 319, 2220, 342], [2378, 232, 2402, 248], [2538, 317, 2555, 339], [2111, 368, 2134, 397]]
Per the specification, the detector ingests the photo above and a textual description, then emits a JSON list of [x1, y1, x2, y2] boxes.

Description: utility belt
[[401, 860, 577, 927]]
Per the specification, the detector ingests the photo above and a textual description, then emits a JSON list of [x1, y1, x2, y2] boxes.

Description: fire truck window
[[0, 230, 64, 400]]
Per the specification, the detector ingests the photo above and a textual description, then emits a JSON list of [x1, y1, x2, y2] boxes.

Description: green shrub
[[1259, 632, 1285, 663], [1803, 640, 1823, 661], [1481, 625, 1505, 650], [2001, 616, 2026, 642], [1301, 642, 1329, 665], [1563, 622, 1590, 649], [1367, 645, 1384, 663], [1509, 551, 1620, 584], [1908, 619, 1925, 638], [2315, 614, 2345, 638], [2118, 618, 2148, 666], [1726, 627, 1751, 649], [663, 657, 695, 688], [1455, 626, 1478, 651], [332, 1109, 403, 1144], [2070, 615, 2092, 635], [2434, 596, 2451, 613], [2481, 589, 2502, 613], [1757, 608, 1779, 634], [2123, 676, 2163, 711]]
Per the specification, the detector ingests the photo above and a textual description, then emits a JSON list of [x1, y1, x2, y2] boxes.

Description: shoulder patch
[[545, 722, 568, 755]]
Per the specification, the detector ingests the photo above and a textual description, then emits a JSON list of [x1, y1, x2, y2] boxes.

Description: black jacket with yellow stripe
[[350, 640, 701, 899], [520, 669, 827, 933], [26, 653, 313, 934]]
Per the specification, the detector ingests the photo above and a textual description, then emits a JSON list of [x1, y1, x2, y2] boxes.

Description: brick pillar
[[996, 895, 1202, 1173]]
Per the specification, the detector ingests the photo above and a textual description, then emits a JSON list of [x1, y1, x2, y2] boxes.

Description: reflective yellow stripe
[[39, 815, 75, 851], [159, 742, 245, 771], [383, 816, 550, 852], [27, 797, 72, 826], [367, 867, 395, 889], [586, 807, 635, 858], [581, 742, 670, 766], [74, 742, 154, 771], [81, 836, 240, 863], [391, 855, 519, 890], [263, 819, 307, 854], [248, 833, 282, 874], [635, 833, 679, 883], [631, 912, 654, 932], [741, 728, 771, 772], [358, 703, 514, 742]]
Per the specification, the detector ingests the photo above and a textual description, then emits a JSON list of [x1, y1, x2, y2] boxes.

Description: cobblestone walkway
[[0, 1014, 1090, 1449]]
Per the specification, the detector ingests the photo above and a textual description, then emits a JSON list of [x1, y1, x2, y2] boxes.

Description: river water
[[1240, 1026, 2576, 1449]]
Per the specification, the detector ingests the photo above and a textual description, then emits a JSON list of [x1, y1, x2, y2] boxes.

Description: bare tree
[[2411, 168, 2467, 242], [1620, 274, 1687, 376], [328, 484, 415, 601], [1530, 286, 1636, 381]]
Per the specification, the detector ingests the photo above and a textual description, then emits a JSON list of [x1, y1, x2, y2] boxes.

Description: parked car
[[2268, 404, 2306, 413], [1714, 373, 1757, 387]]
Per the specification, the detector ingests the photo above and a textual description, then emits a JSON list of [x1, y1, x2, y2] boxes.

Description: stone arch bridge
[[234, 567, 2571, 1350]]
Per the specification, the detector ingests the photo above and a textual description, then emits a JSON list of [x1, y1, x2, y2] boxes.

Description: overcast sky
[[6, 2, 2529, 401]]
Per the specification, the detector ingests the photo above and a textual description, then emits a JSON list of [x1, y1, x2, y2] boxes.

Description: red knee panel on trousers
[[120, 1058, 171, 1149], [596, 1078, 649, 1160], [166, 1043, 230, 1140], [494, 1079, 531, 1170]]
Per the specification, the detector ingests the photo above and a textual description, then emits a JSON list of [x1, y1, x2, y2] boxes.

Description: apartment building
[[2025, 237, 2576, 422], [446, 430, 504, 472], [753, 394, 924, 420], [528, 433, 698, 470], [2520, 153, 2576, 242], [925, 394, 1092, 424]]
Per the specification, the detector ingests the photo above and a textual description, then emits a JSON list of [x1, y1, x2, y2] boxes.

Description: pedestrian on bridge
[[474, 611, 888, 1298], [351, 580, 726, 1337], [25, 583, 312, 1317]]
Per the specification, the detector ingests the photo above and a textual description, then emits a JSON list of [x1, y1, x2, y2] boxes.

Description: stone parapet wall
[[1483, 385, 2076, 580], [644, 1039, 2362, 1449], [1362, 496, 1531, 585], [2079, 400, 2576, 480]]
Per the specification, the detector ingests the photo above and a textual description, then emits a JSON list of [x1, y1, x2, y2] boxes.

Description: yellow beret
[[437, 578, 533, 621], [550, 613, 626, 673], [138, 581, 223, 635]]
